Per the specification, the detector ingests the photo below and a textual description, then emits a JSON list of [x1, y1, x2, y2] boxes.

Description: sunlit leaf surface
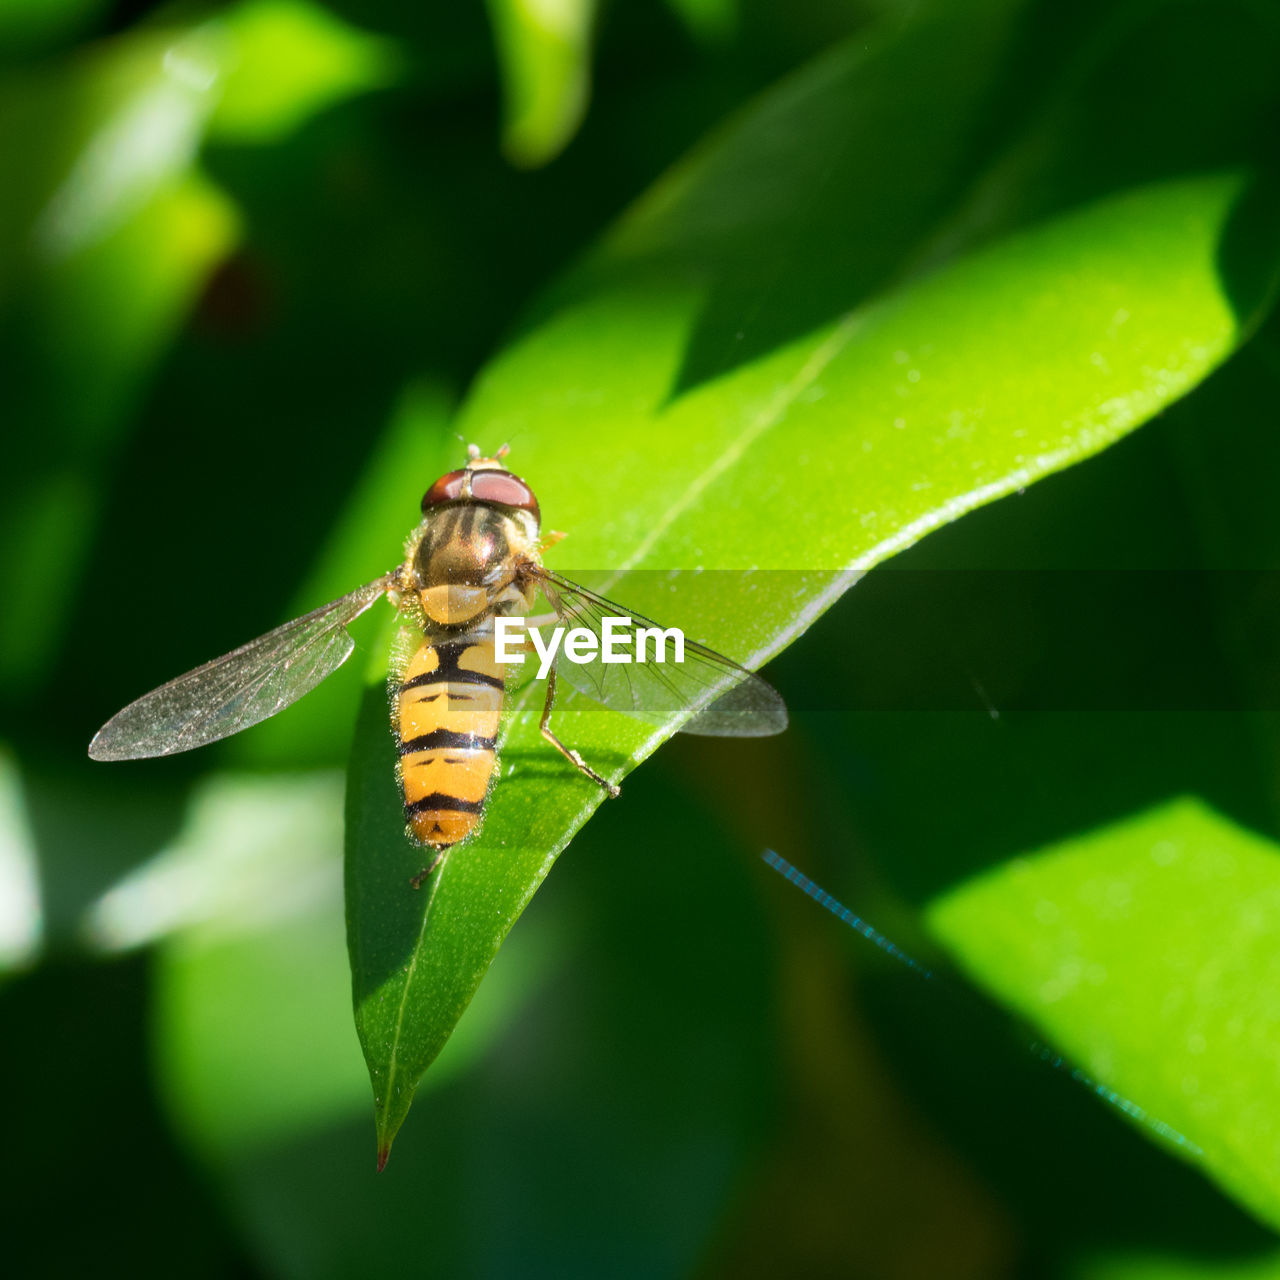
[[929, 800, 1280, 1231], [348, 0, 1280, 1161]]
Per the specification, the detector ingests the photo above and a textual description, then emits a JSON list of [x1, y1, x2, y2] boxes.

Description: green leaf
[[149, 764, 772, 1274], [0, 0, 412, 692], [231, 381, 458, 769], [1071, 1249, 1280, 1280], [0, 747, 40, 973], [141, 772, 553, 1164], [484, 0, 596, 168], [348, 0, 1280, 1162], [0, 22, 236, 690], [0, 16, 239, 688], [927, 799, 1280, 1232], [0, 0, 108, 62], [662, 0, 736, 44], [208, 0, 401, 145]]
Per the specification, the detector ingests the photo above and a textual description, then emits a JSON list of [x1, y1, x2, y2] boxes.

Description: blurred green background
[[5, 0, 1280, 1275]]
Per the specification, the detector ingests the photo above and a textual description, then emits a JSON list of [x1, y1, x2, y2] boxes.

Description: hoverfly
[[90, 446, 787, 878]]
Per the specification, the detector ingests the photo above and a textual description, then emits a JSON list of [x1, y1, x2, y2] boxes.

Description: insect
[[90, 445, 787, 878]]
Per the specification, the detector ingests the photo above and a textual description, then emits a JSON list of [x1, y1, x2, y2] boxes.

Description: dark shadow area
[[20, 752, 193, 949], [653, 0, 1280, 403], [863, 963, 1280, 1275], [343, 682, 433, 1008], [752, 385, 1280, 905], [1217, 170, 1280, 327], [775, 569, 1274, 713], [665, 347, 1280, 1268], [0, 953, 264, 1278], [666, 1, 1025, 399], [660, 726, 1280, 1275]]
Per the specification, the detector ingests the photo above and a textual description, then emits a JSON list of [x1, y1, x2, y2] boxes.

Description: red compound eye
[[420, 470, 467, 512], [471, 471, 539, 520], [420, 468, 540, 521]]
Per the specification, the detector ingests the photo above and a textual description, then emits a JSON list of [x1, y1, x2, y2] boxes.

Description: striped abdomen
[[396, 635, 503, 849]]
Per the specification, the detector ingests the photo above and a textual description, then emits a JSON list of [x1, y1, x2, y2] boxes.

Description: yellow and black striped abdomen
[[396, 635, 504, 849]]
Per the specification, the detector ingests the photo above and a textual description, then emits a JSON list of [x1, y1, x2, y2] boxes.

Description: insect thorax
[[409, 503, 539, 629]]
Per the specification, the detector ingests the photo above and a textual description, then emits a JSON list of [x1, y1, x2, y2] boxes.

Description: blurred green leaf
[[143, 770, 563, 1163], [0, 22, 236, 689], [208, 0, 401, 145], [1074, 1250, 1280, 1280], [131, 772, 361, 1158], [485, 0, 596, 167], [152, 764, 772, 1276], [82, 772, 345, 955], [349, 0, 1280, 1159], [0, 27, 227, 282], [663, 0, 736, 44], [232, 380, 457, 769], [158, 893, 369, 1159], [0, 174, 238, 689], [0, 0, 107, 62], [0, 747, 41, 973], [929, 799, 1280, 1231], [0, 0, 415, 693]]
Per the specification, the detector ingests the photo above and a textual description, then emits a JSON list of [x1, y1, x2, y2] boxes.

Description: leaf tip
[[376, 1144, 390, 1173]]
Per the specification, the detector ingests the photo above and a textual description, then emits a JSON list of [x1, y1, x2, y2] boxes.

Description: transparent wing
[[535, 570, 787, 737], [89, 574, 396, 761]]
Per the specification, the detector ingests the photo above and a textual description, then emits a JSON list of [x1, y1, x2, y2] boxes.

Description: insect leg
[[539, 660, 621, 798], [410, 851, 445, 890]]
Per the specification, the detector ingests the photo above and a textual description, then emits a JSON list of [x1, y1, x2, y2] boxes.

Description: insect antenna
[[761, 848, 1201, 1154]]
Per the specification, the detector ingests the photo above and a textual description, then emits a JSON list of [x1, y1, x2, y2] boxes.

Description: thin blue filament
[[760, 848, 1201, 1156], [761, 848, 934, 979]]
